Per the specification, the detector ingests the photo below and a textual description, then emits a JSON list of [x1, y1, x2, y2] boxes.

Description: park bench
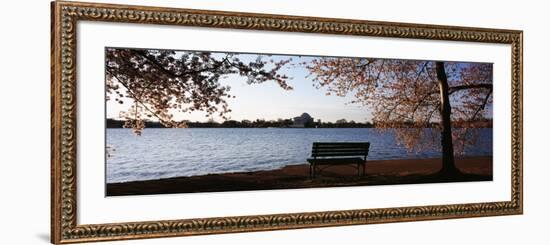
[[307, 142, 370, 178]]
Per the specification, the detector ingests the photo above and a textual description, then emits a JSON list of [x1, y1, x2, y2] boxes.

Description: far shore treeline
[[106, 118, 492, 129]]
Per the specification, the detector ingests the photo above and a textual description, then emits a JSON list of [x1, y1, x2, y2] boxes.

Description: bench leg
[[362, 163, 366, 176]]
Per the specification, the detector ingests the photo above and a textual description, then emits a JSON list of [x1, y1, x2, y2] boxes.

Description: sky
[[106, 49, 492, 123], [106, 52, 371, 123]]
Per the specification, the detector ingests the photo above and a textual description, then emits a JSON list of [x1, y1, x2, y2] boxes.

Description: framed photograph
[[51, 1, 523, 243]]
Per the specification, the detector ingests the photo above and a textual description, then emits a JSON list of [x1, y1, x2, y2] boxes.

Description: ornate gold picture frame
[[51, 1, 523, 243]]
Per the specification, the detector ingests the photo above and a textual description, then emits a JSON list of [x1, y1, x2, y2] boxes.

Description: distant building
[[291, 113, 314, 128]]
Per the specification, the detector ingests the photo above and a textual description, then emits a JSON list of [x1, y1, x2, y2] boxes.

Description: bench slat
[[313, 146, 368, 149], [313, 143, 370, 148], [312, 152, 368, 157], [307, 157, 364, 165], [312, 148, 369, 152]]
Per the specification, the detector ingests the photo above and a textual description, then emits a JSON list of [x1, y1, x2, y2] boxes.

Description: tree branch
[[110, 74, 171, 125], [449, 83, 492, 94], [470, 89, 493, 120]]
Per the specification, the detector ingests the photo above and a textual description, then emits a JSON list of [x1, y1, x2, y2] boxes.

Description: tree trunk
[[435, 61, 460, 176]]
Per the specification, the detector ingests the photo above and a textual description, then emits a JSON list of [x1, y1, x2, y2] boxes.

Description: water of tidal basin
[[106, 128, 492, 183]]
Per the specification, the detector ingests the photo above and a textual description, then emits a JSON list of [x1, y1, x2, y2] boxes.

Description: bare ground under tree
[[106, 156, 492, 196]]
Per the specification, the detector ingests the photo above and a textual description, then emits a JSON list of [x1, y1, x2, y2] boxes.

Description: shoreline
[[107, 156, 492, 196]]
